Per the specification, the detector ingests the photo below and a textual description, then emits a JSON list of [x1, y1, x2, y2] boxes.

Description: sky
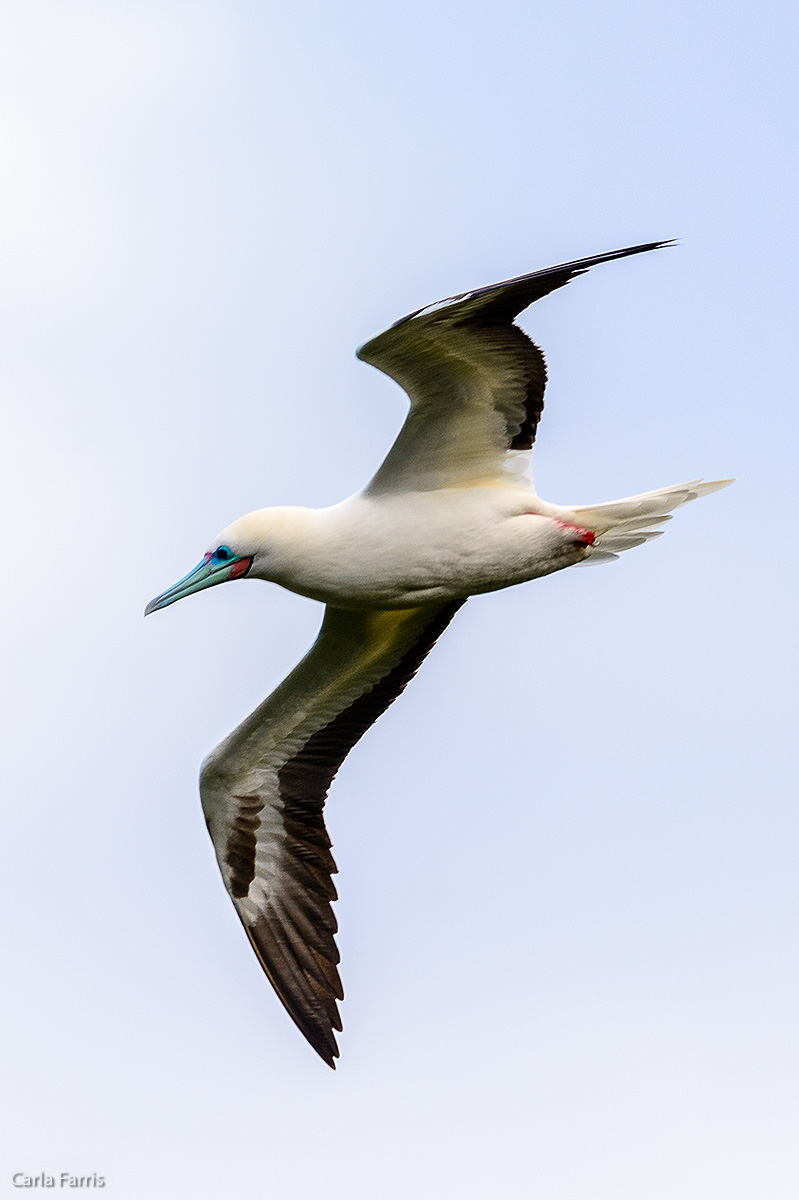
[[1, 1, 797, 1196]]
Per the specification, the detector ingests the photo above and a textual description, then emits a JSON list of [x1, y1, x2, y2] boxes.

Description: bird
[[145, 240, 731, 1067]]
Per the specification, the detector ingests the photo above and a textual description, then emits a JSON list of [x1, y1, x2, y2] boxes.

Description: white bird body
[[147, 241, 732, 1066], [217, 484, 589, 608], [216, 474, 728, 609]]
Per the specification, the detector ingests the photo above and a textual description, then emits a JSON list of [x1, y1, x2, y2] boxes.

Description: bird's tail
[[566, 478, 734, 563]]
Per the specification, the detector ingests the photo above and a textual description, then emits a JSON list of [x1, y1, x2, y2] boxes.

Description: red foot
[[555, 521, 596, 547]]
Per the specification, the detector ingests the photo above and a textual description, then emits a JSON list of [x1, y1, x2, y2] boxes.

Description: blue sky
[[2, 2, 797, 1197]]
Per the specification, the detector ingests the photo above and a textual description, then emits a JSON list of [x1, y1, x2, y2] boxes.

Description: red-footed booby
[[146, 242, 732, 1066]]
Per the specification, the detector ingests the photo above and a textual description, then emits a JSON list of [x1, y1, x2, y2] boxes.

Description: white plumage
[[146, 241, 732, 1066]]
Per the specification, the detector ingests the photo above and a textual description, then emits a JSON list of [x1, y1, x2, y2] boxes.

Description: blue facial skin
[[144, 544, 252, 616]]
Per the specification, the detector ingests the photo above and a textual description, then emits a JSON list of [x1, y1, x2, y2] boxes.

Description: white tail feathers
[[567, 478, 733, 565]]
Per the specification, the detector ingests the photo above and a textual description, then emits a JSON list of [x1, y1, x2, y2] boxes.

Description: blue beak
[[145, 554, 252, 615]]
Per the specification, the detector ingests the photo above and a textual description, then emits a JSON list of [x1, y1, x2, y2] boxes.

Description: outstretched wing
[[358, 241, 671, 495], [199, 601, 463, 1066]]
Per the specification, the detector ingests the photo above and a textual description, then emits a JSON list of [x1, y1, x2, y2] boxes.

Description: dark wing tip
[[543, 238, 676, 281], [302, 1019, 340, 1069], [453, 238, 677, 324], [244, 919, 342, 1067], [357, 239, 677, 355], [317, 1035, 340, 1069]]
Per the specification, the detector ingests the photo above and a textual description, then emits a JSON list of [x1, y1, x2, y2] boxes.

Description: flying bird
[[146, 241, 731, 1067]]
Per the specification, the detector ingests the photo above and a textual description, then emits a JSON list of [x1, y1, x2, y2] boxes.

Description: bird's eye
[[215, 545, 231, 562]]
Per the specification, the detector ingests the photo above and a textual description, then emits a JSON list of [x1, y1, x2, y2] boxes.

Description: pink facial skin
[[229, 556, 253, 579]]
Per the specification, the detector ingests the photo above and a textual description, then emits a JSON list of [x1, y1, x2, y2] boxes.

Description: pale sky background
[[1, 2, 797, 1197]]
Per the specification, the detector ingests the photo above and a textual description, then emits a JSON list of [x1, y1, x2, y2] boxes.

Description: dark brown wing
[[200, 602, 463, 1066]]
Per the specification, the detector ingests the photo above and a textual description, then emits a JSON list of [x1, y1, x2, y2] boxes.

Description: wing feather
[[200, 601, 463, 1066], [357, 241, 671, 494]]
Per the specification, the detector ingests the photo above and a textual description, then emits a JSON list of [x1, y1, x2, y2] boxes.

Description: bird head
[[144, 507, 312, 615]]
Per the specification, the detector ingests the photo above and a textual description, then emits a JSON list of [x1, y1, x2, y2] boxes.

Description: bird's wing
[[357, 241, 671, 495], [199, 600, 463, 1066]]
